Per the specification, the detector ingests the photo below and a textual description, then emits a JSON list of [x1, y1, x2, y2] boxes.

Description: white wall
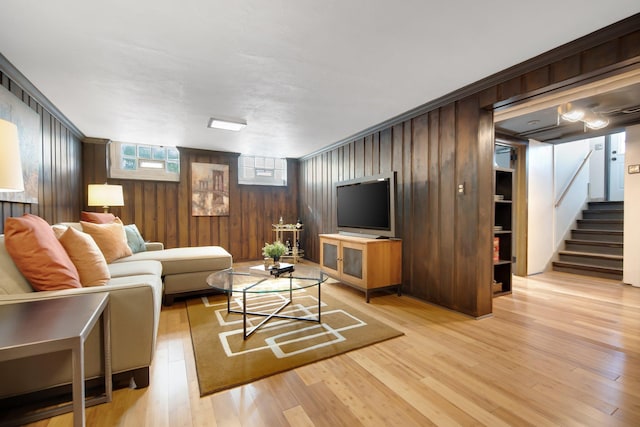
[[527, 140, 554, 274], [588, 136, 606, 200], [554, 140, 590, 249], [623, 124, 640, 287], [527, 138, 591, 275]]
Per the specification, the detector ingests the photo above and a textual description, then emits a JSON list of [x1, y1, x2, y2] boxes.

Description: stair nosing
[[572, 229, 623, 234], [558, 250, 623, 260], [552, 261, 623, 273], [578, 219, 623, 223], [565, 239, 623, 247]]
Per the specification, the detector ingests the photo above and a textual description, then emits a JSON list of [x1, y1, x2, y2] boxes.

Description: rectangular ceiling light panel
[[207, 117, 246, 131]]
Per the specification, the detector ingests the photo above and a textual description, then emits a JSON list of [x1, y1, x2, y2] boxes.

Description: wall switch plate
[[457, 183, 465, 194], [629, 164, 640, 174]]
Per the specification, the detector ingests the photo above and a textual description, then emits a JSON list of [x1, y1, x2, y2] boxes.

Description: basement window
[[238, 155, 287, 186], [109, 142, 180, 182]]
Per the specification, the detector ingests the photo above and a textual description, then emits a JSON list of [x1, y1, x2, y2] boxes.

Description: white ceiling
[[0, 1, 638, 158]]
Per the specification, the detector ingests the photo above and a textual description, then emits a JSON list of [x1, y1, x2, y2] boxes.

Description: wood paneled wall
[[0, 73, 83, 233], [300, 97, 494, 317], [298, 17, 640, 317], [82, 142, 299, 261]]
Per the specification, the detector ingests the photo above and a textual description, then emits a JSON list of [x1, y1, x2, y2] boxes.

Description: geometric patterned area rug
[[186, 288, 403, 396]]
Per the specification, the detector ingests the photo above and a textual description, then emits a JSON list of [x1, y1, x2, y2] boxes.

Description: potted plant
[[262, 241, 286, 267]]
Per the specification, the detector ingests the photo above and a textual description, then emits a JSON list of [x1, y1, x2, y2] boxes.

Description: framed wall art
[[0, 84, 41, 203], [191, 162, 229, 216]]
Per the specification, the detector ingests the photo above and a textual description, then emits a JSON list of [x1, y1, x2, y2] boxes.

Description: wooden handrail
[[555, 149, 593, 208]]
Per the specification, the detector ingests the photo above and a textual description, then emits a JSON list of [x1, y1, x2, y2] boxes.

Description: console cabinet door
[[320, 237, 340, 278], [340, 241, 367, 287]]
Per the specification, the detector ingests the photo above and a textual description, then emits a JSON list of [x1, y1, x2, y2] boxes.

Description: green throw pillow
[[124, 224, 147, 253]]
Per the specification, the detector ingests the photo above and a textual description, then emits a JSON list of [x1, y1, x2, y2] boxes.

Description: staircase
[[552, 201, 623, 280]]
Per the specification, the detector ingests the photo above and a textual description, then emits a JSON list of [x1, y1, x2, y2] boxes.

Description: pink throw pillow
[[81, 211, 116, 224], [58, 226, 111, 286], [4, 214, 82, 291], [80, 218, 133, 263]]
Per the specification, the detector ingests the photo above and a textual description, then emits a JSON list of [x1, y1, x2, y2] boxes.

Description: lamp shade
[[0, 119, 24, 192], [88, 184, 124, 210]]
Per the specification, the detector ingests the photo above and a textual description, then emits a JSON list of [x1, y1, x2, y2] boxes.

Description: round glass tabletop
[[207, 265, 325, 294]]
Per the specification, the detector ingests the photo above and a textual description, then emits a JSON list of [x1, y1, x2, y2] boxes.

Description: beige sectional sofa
[[0, 221, 232, 402], [114, 245, 233, 305]]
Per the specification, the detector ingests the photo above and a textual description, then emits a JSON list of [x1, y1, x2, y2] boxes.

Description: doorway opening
[[606, 131, 626, 201], [492, 72, 636, 277]]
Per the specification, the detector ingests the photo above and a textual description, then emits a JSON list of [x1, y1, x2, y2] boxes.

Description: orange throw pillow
[[58, 226, 111, 287], [4, 214, 82, 291], [81, 219, 133, 263], [81, 211, 116, 224]]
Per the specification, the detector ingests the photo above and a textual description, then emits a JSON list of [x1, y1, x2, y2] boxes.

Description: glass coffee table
[[206, 263, 325, 339]]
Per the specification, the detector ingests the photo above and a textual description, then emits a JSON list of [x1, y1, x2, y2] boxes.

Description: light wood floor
[[30, 268, 640, 426]]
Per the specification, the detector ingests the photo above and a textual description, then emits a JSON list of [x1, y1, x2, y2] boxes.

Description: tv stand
[[319, 234, 402, 302], [337, 231, 382, 239]]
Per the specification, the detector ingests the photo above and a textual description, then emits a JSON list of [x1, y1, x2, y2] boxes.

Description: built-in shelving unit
[[493, 167, 513, 296]]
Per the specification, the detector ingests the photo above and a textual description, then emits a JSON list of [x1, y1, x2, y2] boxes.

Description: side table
[[0, 293, 111, 427]]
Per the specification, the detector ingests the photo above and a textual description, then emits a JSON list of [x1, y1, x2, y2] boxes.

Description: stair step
[[571, 229, 623, 243], [552, 261, 623, 281], [576, 219, 623, 231], [558, 251, 623, 269], [582, 209, 624, 220], [587, 201, 624, 210], [555, 200, 624, 280], [565, 239, 623, 255]]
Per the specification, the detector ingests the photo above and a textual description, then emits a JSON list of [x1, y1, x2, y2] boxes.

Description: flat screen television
[[335, 172, 396, 238]]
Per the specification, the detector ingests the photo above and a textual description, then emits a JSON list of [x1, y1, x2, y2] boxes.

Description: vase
[[272, 256, 280, 268]]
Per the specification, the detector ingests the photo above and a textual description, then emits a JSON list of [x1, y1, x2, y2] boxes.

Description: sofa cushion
[[81, 211, 116, 224], [124, 224, 147, 254], [4, 214, 82, 291], [81, 219, 133, 263], [113, 246, 232, 275], [108, 259, 163, 279], [0, 235, 34, 295], [58, 226, 111, 287], [55, 222, 83, 232]]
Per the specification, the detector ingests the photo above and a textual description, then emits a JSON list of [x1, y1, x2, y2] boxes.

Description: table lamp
[[88, 183, 124, 213], [0, 119, 24, 192]]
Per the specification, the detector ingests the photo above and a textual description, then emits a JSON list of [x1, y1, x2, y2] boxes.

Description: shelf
[[273, 225, 303, 231], [493, 290, 512, 297], [272, 225, 304, 263], [493, 167, 513, 296], [281, 249, 304, 258]]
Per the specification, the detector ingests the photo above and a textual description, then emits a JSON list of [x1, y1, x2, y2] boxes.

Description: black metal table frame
[[224, 270, 322, 339]]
